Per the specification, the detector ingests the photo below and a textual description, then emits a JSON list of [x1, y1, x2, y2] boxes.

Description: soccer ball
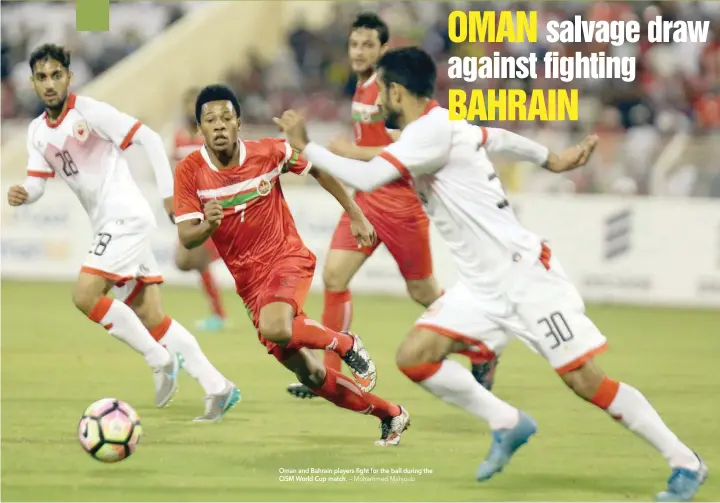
[[78, 398, 142, 462]]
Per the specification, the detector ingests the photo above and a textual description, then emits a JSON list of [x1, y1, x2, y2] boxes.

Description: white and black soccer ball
[[78, 398, 142, 463]]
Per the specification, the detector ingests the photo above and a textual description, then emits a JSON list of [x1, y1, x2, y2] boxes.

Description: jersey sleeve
[[81, 98, 143, 150], [173, 161, 204, 224], [274, 139, 312, 176], [378, 114, 452, 180], [26, 123, 54, 178], [478, 126, 549, 165]]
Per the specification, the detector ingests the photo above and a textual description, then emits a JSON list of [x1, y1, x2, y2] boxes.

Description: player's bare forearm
[[481, 127, 598, 173], [177, 220, 215, 249], [309, 167, 363, 219]]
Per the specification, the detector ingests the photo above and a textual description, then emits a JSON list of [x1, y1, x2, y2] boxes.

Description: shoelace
[[379, 418, 392, 440], [343, 349, 368, 373]]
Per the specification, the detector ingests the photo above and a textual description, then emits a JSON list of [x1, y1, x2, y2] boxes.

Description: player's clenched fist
[[7, 185, 29, 207], [273, 110, 310, 152], [204, 199, 223, 229]]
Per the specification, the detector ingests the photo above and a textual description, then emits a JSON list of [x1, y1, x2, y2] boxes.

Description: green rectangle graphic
[[76, 0, 110, 32]]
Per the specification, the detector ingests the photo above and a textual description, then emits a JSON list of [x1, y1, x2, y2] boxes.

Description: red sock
[[199, 270, 225, 319], [313, 366, 400, 420], [287, 315, 353, 355], [322, 290, 352, 372]]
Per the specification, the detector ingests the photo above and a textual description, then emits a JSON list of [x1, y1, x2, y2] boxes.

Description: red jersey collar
[[422, 100, 440, 116], [358, 72, 377, 89], [44, 92, 77, 128]]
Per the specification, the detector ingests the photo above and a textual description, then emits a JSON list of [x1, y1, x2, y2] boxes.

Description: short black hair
[[351, 12, 389, 45], [29, 44, 71, 72], [377, 47, 436, 98], [195, 84, 241, 123]]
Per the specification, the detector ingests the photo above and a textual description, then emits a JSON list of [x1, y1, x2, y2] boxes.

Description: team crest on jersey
[[257, 179, 272, 196], [73, 120, 90, 142]]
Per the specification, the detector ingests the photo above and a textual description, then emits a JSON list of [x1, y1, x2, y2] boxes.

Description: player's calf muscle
[[72, 274, 112, 314], [129, 286, 165, 329], [561, 359, 607, 400], [396, 328, 455, 368], [284, 349, 326, 388]]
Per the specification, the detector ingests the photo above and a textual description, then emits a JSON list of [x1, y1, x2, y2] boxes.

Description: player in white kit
[[6, 44, 240, 422], [274, 47, 708, 502]]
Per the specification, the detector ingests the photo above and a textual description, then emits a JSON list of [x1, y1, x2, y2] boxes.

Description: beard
[[384, 109, 401, 130]]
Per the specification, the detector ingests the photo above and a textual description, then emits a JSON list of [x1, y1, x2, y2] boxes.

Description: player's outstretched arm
[[304, 143, 400, 192], [328, 137, 385, 162], [480, 127, 598, 173], [83, 98, 175, 217], [129, 125, 175, 217], [273, 111, 400, 192]]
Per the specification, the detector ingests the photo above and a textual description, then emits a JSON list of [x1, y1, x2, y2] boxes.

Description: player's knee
[[322, 263, 350, 292], [561, 360, 606, 401], [258, 316, 292, 344], [72, 287, 103, 316], [406, 279, 441, 308]]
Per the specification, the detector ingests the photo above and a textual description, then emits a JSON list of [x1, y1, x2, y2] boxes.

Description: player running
[[7, 44, 240, 422], [286, 13, 498, 401], [173, 84, 410, 445], [172, 87, 228, 332], [274, 47, 708, 501]]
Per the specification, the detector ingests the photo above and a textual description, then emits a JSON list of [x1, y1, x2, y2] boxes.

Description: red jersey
[[173, 139, 316, 297], [351, 73, 423, 216], [173, 128, 204, 164]]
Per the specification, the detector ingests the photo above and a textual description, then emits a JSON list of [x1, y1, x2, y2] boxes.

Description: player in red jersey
[[172, 88, 227, 332], [287, 13, 499, 400], [174, 85, 411, 445]]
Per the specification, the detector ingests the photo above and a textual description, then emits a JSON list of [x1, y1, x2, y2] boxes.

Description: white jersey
[[25, 93, 156, 232], [379, 101, 550, 297], [303, 101, 607, 372]]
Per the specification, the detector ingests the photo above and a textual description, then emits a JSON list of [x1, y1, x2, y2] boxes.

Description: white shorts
[[81, 218, 163, 303], [415, 252, 607, 374]]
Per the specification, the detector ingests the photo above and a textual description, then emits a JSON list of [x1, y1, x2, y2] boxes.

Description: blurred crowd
[[3, 1, 720, 196], [226, 0, 720, 197], [1, 1, 203, 119]]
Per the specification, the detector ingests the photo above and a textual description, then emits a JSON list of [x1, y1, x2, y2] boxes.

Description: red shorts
[[330, 191, 432, 280], [238, 257, 315, 363]]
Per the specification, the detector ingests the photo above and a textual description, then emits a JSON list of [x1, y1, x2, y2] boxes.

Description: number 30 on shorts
[[537, 311, 574, 350], [89, 233, 112, 256]]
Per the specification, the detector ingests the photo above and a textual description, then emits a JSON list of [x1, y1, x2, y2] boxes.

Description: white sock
[[158, 319, 228, 395], [94, 299, 170, 369], [607, 382, 698, 470], [420, 359, 519, 430]]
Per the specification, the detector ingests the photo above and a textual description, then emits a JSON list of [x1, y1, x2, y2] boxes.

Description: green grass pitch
[[2, 280, 719, 502]]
